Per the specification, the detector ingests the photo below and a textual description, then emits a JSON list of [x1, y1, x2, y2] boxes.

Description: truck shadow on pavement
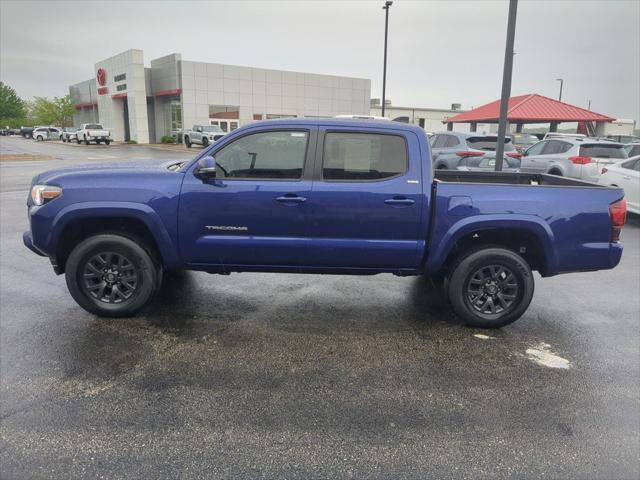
[[141, 271, 464, 336]]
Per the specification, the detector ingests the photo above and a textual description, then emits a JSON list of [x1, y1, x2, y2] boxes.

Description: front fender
[[47, 202, 180, 269], [427, 214, 558, 276]]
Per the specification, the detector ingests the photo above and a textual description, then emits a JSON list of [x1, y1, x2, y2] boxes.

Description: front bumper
[[23, 231, 46, 256]]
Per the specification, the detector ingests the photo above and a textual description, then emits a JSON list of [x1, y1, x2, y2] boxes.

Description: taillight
[[506, 152, 522, 159], [456, 151, 484, 158], [609, 199, 627, 242], [568, 156, 592, 165]]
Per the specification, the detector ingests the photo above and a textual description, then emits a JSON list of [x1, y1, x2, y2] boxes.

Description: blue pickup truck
[[23, 119, 627, 328]]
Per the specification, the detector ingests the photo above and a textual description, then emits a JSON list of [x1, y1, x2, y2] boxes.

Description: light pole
[[556, 78, 563, 102], [494, 0, 518, 172], [381, 0, 392, 117]]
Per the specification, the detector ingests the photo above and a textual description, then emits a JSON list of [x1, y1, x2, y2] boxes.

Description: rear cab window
[[579, 144, 627, 159], [322, 132, 408, 181]]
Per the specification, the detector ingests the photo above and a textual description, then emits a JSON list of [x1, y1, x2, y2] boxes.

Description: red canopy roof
[[444, 94, 614, 124]]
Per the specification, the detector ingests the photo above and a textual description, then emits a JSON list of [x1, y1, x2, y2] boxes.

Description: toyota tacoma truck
[[183, 124, 227, 148], [76, 123, 111, 145], [23, 119, 627, 328]]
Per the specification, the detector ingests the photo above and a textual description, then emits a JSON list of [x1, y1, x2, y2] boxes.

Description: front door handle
[[276, 194, 307, 204], [385, 197, 415, 206]]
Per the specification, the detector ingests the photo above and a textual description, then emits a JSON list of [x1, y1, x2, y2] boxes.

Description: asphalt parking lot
[[1, 135, 639, 479]]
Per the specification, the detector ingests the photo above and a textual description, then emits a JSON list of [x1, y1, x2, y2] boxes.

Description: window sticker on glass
[[290, 132, 306, 137], [488, 159, 496, 166]]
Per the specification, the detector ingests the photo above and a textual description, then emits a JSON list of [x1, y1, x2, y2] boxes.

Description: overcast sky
[[1, 0, 638, 121]]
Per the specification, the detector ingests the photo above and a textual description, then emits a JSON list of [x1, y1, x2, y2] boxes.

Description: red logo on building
[[96, 68, 107, 86]]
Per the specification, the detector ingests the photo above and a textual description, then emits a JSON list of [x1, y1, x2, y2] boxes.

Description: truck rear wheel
[[447, 247, 534, 328], [65, 234, 162, 317]]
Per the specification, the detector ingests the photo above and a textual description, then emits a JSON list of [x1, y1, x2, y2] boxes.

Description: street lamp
[[381, 0, 393, 117], [556, 78, 564, 102]]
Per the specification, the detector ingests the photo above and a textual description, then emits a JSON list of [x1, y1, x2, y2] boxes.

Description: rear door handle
[[385, 197, 415, 206], [276, 194, 306, 204]]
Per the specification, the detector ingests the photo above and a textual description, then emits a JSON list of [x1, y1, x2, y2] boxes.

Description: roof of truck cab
[[246, 117, 426, 134]]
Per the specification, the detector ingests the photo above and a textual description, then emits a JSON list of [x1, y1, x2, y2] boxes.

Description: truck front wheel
[[185, 136, 191, 148], [65, 234, 162, 317], [447, 247, 534, 328]]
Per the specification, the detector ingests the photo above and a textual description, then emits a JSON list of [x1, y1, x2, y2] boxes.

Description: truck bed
[[434, 170, 606, 188]]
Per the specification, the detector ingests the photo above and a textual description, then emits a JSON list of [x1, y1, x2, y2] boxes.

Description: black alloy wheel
[[465, 264, 518, 316], [447, 247, 534, 328], [65, 234, 162, 317], [82, 252, 139, 304]]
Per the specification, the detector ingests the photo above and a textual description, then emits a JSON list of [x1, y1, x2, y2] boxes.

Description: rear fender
[[428, 214, 558, 276]]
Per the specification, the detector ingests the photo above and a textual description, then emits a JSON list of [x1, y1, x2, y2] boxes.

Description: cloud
[[1, 0, 638, 122]]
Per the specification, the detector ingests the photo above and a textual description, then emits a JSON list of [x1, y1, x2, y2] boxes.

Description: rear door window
[[444, 135, 460, 148], [433, 135, 447, 148], [543, 140, 572, 155], [323, 132, 408, 181], [579, 144, 627, 159]]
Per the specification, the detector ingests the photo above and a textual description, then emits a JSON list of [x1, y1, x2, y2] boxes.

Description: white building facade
[[70, 49, 371, 143]]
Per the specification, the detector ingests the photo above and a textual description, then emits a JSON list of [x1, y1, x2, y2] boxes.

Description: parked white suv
[[598, 156, 640, 214], [521, 138, 627, 182], [33, 127, 61, 141], [183, 125, 227, 148]]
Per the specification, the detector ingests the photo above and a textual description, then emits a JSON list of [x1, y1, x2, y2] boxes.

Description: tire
[[76, 138, 81, 144], [446, 247, 534, 328], [202, 137, 209, 147], [549, 170, 562, 176], [84, 135, 90, 145], [65, 234, 162, 317], [36, 135, 43, 141], [104, 139, 110, 145], [185, 136, 191, 148]]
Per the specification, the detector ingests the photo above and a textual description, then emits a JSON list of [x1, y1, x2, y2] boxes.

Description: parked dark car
[[20, 127, 34, 139], [429, 132, 520, 170]]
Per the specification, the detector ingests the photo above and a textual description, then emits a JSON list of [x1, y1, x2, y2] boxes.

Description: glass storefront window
[[170, 100, 182, 132]]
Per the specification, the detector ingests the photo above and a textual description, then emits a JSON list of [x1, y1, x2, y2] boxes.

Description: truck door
[[178, 127, 316, 267], [305, 127, 424, 269]]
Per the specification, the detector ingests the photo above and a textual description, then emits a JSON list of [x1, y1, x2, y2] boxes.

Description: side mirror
[[195, 155, 217, 180]]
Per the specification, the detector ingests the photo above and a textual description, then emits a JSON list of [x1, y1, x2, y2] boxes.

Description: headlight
[[30, 185, 62, 206]]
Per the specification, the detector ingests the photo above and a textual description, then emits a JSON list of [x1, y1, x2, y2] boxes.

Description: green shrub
[[125, 140, 137, 144], [161, 135, 176, 144]]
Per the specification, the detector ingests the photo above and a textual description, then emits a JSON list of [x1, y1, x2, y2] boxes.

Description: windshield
[[86, 124, 103, 129], [202, 125, 223, 133], [579, 144, 627, 159]]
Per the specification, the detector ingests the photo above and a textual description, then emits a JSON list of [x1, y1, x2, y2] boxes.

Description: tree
[[31, 95, 76, 127], [0, 82, 27, 127]]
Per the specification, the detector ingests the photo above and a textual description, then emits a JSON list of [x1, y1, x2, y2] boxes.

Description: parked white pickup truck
[[76, 123, 111, 145], [183, 125, 226, 148]]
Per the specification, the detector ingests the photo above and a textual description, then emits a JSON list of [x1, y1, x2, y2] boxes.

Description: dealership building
[[69, 49, 372, 144]]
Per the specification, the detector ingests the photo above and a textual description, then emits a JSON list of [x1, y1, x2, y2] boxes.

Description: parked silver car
[[61, 127, 79, 142], [429, 132, 519, 170], [520, 137, 627, 182]]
